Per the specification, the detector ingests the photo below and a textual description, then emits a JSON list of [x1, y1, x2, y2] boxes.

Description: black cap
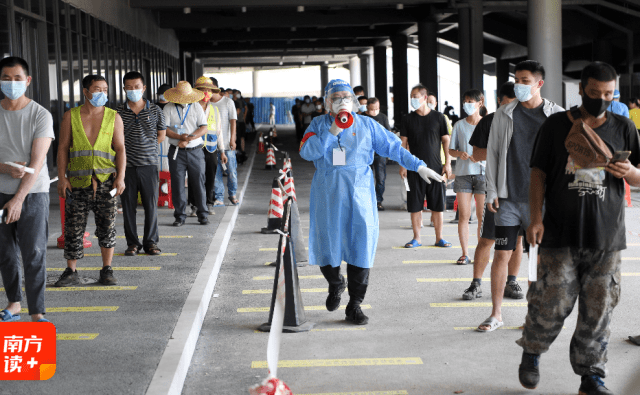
[[157, 84, 171, 95]]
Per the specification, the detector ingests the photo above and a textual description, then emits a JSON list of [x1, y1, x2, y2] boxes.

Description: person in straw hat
[[162, 81, 210, 226]]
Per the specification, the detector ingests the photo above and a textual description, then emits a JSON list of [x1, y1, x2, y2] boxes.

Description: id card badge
[[333, 148, 346, 166], [177, 127, 185, 135]]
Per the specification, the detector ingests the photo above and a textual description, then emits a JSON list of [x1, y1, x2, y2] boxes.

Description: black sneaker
[[98, 266, 117, 286], [518, 352, 540, 389], [462, 281, 482, 300], [173, 219, 185, 227], [325, 275, 346, 311], [377, 203, 385, 211], [198, 217, 209, 225], [345, 305, 369, 325], [54, 268, 79, 287], [579, 375, 613, 395], [505, 280, 525, 299]]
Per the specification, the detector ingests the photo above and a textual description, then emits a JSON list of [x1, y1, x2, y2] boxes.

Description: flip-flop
[[456, 256, 470, 265], [213, 200, 225, 207], [228, 196, 239, 206], [476, 317, 504, 332], [404, 239, 422, 248], [435, 239, 452, 248], [0, 310, 20, 322]]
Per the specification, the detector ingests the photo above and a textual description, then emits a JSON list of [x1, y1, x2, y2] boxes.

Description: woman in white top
[[448, 89, 486, 265]]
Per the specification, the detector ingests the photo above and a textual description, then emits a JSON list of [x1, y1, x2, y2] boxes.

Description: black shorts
[[406, 171, 445, 213], [480, 206, 525, 242], [236, 122, 246, 138]]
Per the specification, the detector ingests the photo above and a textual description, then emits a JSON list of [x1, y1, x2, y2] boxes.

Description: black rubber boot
[[518, 352, 540, 389], [345, 265, 369, 325], [320, 265, 346, 311]]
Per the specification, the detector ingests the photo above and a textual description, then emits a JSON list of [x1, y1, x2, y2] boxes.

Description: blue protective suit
[[300, 113, 426, 268]]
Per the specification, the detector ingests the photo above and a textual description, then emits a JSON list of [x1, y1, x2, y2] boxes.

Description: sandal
[[404, 239, 422, 248], [0, 310, 20, 322], [228, 196, 239, 205], [125, 245, 141, 256], [435, 239, 452, 248], [476, 317, 504, 332], [213, 200, 225, 207], [145, 244, 162, 256], [456, 256, 470, 265]]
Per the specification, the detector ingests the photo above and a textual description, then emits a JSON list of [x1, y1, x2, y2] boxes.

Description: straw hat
[[194, 76, 215, 90], [164, 81, 205, 104]]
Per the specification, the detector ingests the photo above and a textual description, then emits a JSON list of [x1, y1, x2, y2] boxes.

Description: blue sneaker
[[519, 352, 540, 389]]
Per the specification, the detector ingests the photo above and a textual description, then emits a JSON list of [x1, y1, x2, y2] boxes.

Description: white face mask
[[463, 102, 478, 115], [427, 103, 436, 111], [316, 105, 322, 110]]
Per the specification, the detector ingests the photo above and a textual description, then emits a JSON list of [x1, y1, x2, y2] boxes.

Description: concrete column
[[458, 0, 484, 115], [496, 60, 510, 92], [252, 70, 261, 97], [360, 54, 369, 96], [418, 20, 438, 98], [374, 45, 388, 115], [320, 64, 329, 94], [392, 34, 409, 123], [528, 0, 562, 104], [349, 56, 361, 88]]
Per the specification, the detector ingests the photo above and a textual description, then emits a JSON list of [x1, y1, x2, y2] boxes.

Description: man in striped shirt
[[117, 71, 166, 256]]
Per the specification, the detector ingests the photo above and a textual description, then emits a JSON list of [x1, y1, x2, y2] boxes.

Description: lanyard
[[175, 104, 191, 127]]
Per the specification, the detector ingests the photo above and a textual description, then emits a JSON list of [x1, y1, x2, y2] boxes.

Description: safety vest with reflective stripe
[[68, 105, 117, 188], [204, 104, 220, 153]]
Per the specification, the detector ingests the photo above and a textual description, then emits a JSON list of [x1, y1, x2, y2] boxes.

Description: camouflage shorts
[[516, 247, 621, 378], [64, 178, 117, 260]]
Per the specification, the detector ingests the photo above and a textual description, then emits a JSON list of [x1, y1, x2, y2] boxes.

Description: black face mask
[[582, 93, 611, 117]]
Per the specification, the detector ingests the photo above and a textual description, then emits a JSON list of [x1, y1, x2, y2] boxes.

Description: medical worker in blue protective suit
[[299, 80, 443, 325]]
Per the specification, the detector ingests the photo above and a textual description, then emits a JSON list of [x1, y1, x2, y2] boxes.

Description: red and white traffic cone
[[261, 177, 284, 234], [283, 171, 296, 202], [265, 146, 277, 170], [57, 197, 92, 249], [257, 133, 266, 154], [282, 152, 292, 175]]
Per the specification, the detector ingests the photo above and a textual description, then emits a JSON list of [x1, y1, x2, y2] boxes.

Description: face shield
[[324, 79, 358, 115]]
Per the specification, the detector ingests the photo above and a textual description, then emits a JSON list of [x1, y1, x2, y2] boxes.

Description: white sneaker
[[208, 206, 215, 215]]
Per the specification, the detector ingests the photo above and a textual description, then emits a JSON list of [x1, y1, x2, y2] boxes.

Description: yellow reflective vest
[[204, 104, 220, 153], [68, 105, 117, 188]]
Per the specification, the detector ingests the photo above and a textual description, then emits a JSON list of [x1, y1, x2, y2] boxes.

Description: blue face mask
[[514, 83, 534, 103], [88, 91, 108, 108], [410, 98, 422, 110], [158, 94, 165, 102], [1, 81, 27, 100], [463, 102, 477, 115], [126, 89, 143, 103], [359, 104, 367, 113]]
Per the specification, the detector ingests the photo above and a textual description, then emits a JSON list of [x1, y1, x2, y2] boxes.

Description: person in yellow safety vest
[[186, 76, 228, 216], [55, 74, 126, 287]]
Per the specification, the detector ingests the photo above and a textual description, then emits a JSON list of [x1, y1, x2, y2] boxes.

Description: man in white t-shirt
[[0, 57, 55, 323]]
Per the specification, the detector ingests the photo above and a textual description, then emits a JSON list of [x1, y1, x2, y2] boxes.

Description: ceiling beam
[[193, 50, 364, 58], [182, 39, 380, 52], [203, 62, 348, 69], [132, 0, 449, 8]]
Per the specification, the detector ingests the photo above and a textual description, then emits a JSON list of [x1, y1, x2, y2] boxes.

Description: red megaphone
[[335, 110, 354, 129]]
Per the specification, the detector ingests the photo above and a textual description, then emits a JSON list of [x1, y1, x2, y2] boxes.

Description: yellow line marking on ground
[[2, 286, 136, 292], [84, 253, 177, 256], [405, 259, 490, 264], [243, 288, 325, 294], [417, 277, 527, 282], [628, 243, 640, 246], [454, 326, 565, 331], [47, 267, 160, 271], [299, 391, 407, 395], [94, 235, 193, 239], [56, 333, 99, 340], [254, 327, 367, 334], [21, 306, 119, 313], [622, 257, 640, 260], [392, 245, 475, 250], [623, 273, 640, 276], [260, 247, 308, 252], [431, 302, 527, 307], [238, 304, 371, 313], [251, 357, 422, 368], [253, 274, 326, 280]]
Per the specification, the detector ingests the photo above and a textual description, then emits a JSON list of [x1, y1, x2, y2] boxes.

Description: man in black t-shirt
[[517, 62, 640, 394], [400, 85, 451, 248], [363, 97, 391, 210]]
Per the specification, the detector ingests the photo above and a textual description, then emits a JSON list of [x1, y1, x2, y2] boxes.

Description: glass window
[[59, 28, 71, 111], [72, 32, 81, 106], [14, 0, 26, 10], [82, 37, 90, 77], [69, 6, 78, 33], [92, 39, 100, 75], [113, 49, 121, 104], [45, 0, 55, 22], [0, 6, 9, 58], [31, 0, 42, 16], [46, 22, 61, 142], [58, 0, 66, 28], [80, 11, 87, 36]]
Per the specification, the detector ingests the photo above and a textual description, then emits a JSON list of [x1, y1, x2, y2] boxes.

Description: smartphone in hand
[[610, 151, 631, 164]]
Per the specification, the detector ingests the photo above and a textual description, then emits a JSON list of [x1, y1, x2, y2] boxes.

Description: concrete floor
[[182, 126, 640, 395]]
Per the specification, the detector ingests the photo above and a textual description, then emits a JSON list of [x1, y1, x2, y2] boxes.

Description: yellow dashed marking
[[300, 391, 407, 395], [454, 326, 565, 331], [622, 257, 640, 260], [21, 306, 119, 313], [392, 245, 475, 250], [56, 333, 99, 340], [431, 302, 527, 307], [628, 243, 640, 246], [84, 253, 177, 256], [243, 288, 325, 294], [94, 235, 192, 239], [2, 286, 137, 292], [417, 277, 527, 282], [254, 327, 367, 333], [251, 357, 422, 368], [47, 267, 160, 271], [238, 304, 371, 313]]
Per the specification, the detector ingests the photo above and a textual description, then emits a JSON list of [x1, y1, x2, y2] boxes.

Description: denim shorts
[[453, 174, 486, 194]]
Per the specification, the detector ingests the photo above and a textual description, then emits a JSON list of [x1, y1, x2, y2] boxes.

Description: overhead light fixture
[[183, 7, 191, 14], [297, 6, 304, 12], [291, 27, 297, 32], [247, 27, 251, 32], [369, 25, 375, 30], [302, 61, 305, 65], [396, 3, 404, 9], [279, 61, 283, 65], [242, 6, 247, 12], [201, 28, 207, 33], [324, 60, 328, 64]]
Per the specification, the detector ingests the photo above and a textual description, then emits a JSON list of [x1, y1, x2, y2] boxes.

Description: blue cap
[[614, 89, 620, 99]]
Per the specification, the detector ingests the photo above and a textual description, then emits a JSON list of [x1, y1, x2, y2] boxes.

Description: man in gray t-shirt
[[0, 57, 54, 323]]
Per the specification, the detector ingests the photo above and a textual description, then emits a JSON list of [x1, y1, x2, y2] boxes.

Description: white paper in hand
[[221, 163, 227, 171], [528, 244, 538, 282], [110, 188, 117, 197], [403, 177, 410, 191]]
